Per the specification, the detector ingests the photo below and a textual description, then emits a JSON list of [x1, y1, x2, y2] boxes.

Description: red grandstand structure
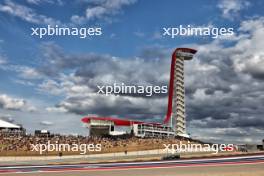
[[82, 48, 197, 137]]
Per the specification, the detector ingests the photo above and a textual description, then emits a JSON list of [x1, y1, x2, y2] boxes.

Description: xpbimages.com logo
[[31, 25, 102, 38], [163, 25, 234, 38], [30, 141, 101, 154], [97, 83, 168, 97], [163, 142, 236, 154]]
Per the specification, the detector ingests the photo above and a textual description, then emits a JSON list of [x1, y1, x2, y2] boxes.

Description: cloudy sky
[[0, 0, 264, 144]]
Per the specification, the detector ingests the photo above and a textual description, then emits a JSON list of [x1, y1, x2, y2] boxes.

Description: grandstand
[[0, 133, 196, 156], [0, 119, 25, 136]]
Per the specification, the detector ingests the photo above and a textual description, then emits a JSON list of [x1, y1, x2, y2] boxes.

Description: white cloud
[[20, 67, 42, 79], [182, 17, 264, 143], [0, 64, 43, 79], [13, 79, 35, 86], [57, 93, 166, 117], [40, 120, 54, 126], [71, 0, 137, 24], [134, 31, 145, 37], [26, 0, 42, 4], [38, 79, 64, 95], [26, 0, 63, 6], [0, 94, 25, 110], [0, 94, 36, 112], [0, 0, 62, 25], [217, 0, 250, 20], [46, 106, 67, 113], [34, 43, 171, 117], [38, 77, 93, 96], [0, 56, 7, 65], [232, 17, 264, 79]]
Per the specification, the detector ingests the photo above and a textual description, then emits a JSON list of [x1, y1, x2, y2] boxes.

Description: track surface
[[1, 155, 264, 175]]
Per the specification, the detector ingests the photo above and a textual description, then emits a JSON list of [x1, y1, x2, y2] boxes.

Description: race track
[[1, 155, 264, 176]]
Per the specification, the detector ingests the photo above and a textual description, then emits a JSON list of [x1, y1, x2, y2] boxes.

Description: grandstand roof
[[81, 116, 161, 126], [0, 119, 20, 129]]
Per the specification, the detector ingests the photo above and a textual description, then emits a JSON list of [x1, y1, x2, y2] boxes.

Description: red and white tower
[[163, 48, 197, 137]]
